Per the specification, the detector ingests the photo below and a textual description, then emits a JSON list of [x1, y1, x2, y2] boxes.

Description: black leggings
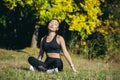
[[28, 56, 63, 71]]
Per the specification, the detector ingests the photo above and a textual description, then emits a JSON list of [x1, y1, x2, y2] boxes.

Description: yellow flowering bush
[[67, 0, 104, 39], [3, 0, 105, 39]]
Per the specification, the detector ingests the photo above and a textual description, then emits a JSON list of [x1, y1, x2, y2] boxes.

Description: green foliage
[[0, 0, 38, 49], [98, 0, 120, 61], [67, 0, 104, 39], [86, 32, 107, 59], [4, 0, 17, 10], [2, 0, 120, 59], [3, 0, 105, 40]]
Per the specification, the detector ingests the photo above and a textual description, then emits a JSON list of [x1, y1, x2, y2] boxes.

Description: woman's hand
[[71, 65, 77, 72], [72, 67, 77, 72]]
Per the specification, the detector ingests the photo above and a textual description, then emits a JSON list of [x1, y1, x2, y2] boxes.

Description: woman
[[28, 19, 77, 73]]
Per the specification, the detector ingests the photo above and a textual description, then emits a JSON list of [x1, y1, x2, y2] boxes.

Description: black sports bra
[[42, 34, 61, 53]]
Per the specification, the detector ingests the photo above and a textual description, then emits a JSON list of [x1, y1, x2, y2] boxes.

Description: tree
[[3, 0, 105, 48]]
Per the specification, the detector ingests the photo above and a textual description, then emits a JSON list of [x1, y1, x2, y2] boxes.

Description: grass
[[0, 48, 120, 80]]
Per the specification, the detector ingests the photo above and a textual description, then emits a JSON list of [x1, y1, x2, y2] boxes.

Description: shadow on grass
[[11, 66, 30, 71], [20, 67, 30, 71]]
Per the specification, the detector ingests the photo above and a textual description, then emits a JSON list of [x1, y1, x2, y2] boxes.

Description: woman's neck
[[48, 32, 56, 37]]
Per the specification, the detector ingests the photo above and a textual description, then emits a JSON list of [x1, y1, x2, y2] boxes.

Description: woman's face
[[48, 20, 59, 32]]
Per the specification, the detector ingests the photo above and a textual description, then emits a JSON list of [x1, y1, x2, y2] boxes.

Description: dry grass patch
[[0, 48, 120, 80]]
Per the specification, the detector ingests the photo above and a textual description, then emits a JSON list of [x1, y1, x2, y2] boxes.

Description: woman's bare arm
[[59, 36, 77, 72], [38, 37, 44, 60]]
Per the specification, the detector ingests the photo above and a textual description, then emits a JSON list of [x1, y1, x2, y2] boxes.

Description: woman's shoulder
[[41, 35, 47, 41], [56, 35, 64, 41], [57, 34, 63, 38]]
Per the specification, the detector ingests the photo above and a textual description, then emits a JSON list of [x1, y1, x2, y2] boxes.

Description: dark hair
[[50, 18, 60, 24]]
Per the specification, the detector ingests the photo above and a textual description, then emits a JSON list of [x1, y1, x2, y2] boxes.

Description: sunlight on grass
[[0, 48, 120, 80]]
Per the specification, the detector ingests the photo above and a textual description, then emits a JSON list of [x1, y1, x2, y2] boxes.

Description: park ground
[[0, 48, 120, 80]]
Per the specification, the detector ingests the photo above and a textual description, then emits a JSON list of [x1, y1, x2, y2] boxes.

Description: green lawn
[[0, 48, 120, 80]]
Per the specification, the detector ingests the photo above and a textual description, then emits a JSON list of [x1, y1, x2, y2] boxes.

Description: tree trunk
[[31, 24, 40, 48]]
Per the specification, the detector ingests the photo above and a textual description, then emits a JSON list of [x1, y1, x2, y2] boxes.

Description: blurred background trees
[[0, 0, 120, 61]]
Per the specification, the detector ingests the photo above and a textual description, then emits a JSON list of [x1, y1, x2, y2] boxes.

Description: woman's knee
[[55, 60, 63, 71], [28, 56, 35, 63]]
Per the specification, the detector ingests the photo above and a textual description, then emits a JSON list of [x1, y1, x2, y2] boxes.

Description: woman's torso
[[42, 34, 61, 58]]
